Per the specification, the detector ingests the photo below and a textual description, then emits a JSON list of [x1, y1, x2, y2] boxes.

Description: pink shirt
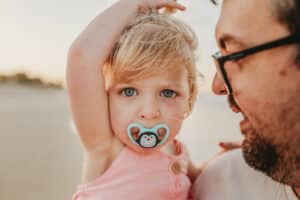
[[73, 140, 192, 200]]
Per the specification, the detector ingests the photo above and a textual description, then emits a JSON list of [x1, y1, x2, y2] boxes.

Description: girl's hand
[[133, 0, 186, 12], [219, 141, 242, 151]]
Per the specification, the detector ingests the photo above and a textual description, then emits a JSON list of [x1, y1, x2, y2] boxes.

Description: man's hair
[[104, 11, 199, 112], [210, 0, 300, 61], [272, 0, 300, 61]]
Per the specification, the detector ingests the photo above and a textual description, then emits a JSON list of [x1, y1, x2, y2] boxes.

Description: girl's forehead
[[128, 65, 187, 79]]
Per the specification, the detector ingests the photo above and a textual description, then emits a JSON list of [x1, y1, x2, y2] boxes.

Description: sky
[[0, 0, 220, 91]]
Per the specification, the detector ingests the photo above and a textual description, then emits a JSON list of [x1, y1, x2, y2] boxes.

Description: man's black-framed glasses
[[212, 33, 300, 95]]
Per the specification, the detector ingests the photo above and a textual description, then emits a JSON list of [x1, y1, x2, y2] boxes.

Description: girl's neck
[[161, 139, 182, 156], [161, 142, 175, 155]]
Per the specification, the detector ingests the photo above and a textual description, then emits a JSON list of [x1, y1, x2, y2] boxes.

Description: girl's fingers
[[155, 0, 186, 11], [219, 141, 242, 151], [138, 0, 186, 12]]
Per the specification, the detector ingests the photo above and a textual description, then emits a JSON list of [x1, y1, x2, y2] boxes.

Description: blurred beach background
[[0, 0, 242, 199]]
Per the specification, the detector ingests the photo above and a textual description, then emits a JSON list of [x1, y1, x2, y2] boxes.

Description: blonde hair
[[104, 11, 199, 112]]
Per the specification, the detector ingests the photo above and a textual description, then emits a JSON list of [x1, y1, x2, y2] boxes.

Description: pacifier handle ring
[[152, 124, 169, 147], [127, 123, 144, 146]]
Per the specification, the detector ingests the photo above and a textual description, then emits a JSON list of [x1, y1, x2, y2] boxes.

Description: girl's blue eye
[[121, 88, 137, 97], [160, 89, 177, 98]]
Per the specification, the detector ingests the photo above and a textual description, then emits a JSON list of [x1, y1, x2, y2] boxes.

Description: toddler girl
[[66, 0, 201, 199]]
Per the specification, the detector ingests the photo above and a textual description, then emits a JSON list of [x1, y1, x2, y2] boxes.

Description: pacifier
[[127, 122, 170, 148]]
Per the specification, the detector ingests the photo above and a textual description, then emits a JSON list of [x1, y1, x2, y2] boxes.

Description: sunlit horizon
[[0, 0, 220, 92]]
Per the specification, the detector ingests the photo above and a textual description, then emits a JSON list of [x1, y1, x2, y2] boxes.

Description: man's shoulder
[[200, 149, 247, 175], [193, 149, 253, 195], [192, 149, 297, 200]]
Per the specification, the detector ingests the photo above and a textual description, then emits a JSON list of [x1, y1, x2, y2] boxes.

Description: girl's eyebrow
[[159, 80, 185, 87], [160, 83, 182, 88], [111, 83, 131, 89], [113, 80, 184, 88]]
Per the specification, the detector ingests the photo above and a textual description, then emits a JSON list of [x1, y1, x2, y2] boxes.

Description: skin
[[212, 0, 300, 193]]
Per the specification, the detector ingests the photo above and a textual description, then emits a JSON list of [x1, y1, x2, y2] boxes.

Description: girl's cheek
[[164, 100, 188, 113]]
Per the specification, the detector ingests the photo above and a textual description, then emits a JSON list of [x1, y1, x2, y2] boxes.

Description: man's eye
[[121, 88, 137, 97], [160, 89, 177, 98]]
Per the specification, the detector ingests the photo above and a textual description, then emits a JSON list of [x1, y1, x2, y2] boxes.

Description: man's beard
[[241, 127, 300, 187], [242, 131, 277, 176]]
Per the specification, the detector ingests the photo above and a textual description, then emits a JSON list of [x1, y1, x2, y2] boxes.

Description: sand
[[0, 83, 82, 199]]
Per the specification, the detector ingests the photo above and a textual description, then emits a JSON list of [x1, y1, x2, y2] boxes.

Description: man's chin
[[241, 133, 277, 175]]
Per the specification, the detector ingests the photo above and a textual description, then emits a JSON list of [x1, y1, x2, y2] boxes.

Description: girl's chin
[[127, 144, 161, 154]]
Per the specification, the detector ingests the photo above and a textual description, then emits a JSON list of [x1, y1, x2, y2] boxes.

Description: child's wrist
[[118, 0, 154, 14], [117, 0, 140, 13]]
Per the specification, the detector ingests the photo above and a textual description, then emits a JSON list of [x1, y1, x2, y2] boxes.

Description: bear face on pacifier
[[127, 123, 170, 148]]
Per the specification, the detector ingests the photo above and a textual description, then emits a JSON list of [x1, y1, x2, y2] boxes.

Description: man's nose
[[139, 98, 160, 120], [212, 72, 227, 95]]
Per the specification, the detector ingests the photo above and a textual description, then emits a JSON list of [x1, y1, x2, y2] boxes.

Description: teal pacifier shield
[[127, 123, 170, 148]]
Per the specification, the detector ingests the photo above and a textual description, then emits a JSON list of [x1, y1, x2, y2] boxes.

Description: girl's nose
[[140, 112, 160, 120], [139, 109, 160, 120], [139, 98, 160, 120]]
